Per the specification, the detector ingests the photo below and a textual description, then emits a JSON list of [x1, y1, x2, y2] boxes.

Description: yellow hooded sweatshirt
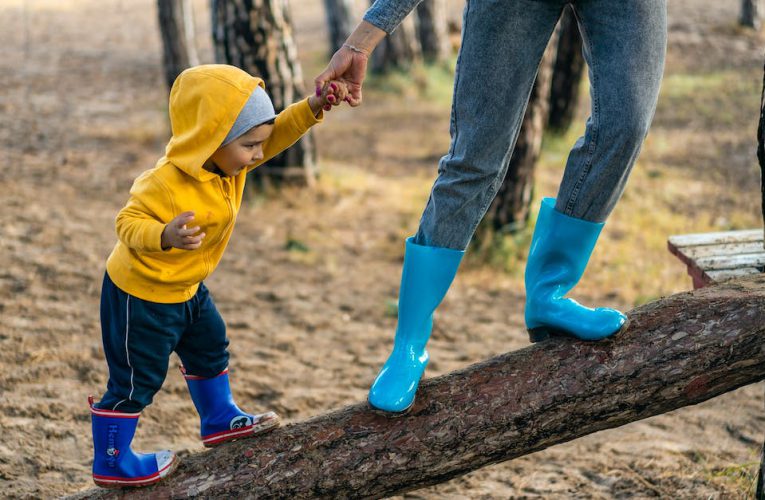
[[106, 65, 322, 303]]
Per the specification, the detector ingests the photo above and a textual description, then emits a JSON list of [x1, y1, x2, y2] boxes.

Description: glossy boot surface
[[525, 198, 627, 342], [368, 237, 464, 413], [90, 396, 177, 488], [182, 367, 280, 447]]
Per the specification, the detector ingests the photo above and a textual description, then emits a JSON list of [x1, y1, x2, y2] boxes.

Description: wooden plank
[[668, 229, 762, 248], [677, 241, 765, 260], [668, 229, 764, 289], [706, 268, 762, 282], [695, 252, 765, 271]]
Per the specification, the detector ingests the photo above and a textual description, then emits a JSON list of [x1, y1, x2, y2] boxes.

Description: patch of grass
[[467, 219, 535, 277], [657, 70, 761, 128], [366, 57, 457, 107], [707, 460, 760, 497]]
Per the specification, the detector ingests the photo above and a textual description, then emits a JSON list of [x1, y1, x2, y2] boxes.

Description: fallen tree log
[[73, 275, 765, 499]]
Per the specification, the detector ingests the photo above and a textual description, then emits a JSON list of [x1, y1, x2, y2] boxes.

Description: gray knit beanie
[[221, 85, 276, 147]]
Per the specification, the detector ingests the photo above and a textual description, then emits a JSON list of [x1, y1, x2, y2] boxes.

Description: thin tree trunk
[[416, 0, 450, 63], [757, 51, 765, 247], [758, 54, 765, 500], [323, 0, 353, 56], [157, 0, 200, 90], [371, 4, 421, 73], [548, 5, 585, 133], [485, 30, 558, 234], [212, 0, 316, 187], [70, 275, 765, 499], [741, 0, 763, 29]]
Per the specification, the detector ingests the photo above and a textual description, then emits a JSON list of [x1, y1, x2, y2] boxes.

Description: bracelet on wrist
[[342, 43, 369, 56]]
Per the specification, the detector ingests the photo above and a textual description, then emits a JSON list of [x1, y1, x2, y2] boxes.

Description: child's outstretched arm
[[247, 81, 349, 172]]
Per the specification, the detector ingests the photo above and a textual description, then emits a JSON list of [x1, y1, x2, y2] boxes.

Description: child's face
[[209, 122, 275, 177]]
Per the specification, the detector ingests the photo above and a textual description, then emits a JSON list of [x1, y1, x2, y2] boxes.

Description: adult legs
[[369, 0, 566, 413]]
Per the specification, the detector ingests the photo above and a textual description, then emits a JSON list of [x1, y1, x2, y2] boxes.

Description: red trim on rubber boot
[[202, 415, 280, 447], [92, 455, 178, 488], [88, 395, 140, 419]]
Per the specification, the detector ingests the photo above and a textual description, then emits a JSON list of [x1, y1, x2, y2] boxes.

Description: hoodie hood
[[164, 64, 265, 181]]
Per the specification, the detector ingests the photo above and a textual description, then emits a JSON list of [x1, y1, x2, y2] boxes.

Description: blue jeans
[[413, 0, 667, 250], [96, 273, 230, 412]]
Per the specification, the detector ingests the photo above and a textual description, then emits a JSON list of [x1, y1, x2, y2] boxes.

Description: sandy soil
[[0, 0, 763, 498]]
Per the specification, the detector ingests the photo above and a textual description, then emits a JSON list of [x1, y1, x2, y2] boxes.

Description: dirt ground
[[0, 0, 763, 498]]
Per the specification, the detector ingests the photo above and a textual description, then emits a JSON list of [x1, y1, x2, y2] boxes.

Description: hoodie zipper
[[203, 176, 236, 278]]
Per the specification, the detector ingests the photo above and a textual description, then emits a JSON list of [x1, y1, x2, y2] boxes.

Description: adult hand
[[161, 211, 205, 250], [314, 45, 368, 107], [314, 21, 387, 107]]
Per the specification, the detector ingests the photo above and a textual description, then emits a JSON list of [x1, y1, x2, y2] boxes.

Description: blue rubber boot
[[368, 237, 464, 414], [525, 197, 628, 342], [181, 367, 280, 447], [90, 396, 177, 488]]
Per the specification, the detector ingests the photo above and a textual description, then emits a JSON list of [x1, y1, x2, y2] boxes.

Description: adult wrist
[[344, 20, 385, 55], [342, 43, 370, 57]]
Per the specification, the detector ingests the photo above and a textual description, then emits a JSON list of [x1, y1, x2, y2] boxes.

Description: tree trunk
[[71, 275, 765, 500], [548, 5, 585, 133], [157, 0, 200, 90], [322, 0, 353, 56], [741, 0, 763, 29], [370, 3, 421, 73], [416, 0, 450, 63], [484, 31, 558, 234], [758, 435, 765, 500], [211, 0, 316, 187], [758, 52, 765, 248]]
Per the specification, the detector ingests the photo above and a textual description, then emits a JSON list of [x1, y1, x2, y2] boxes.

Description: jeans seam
[[447, 0, 471, 158], [565, 5, 599, 217]]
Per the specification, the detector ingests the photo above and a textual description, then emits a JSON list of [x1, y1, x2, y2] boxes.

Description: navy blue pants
[[96, 273, 229, 412]]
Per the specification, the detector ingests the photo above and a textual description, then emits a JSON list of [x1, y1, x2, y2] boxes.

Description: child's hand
[[308, 80, 349, 116], [161, 211, 206, 250]]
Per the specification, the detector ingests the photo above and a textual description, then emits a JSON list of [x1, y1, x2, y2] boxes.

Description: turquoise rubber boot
[[525, 198, 628, 342], [368, 237, 464, 414]]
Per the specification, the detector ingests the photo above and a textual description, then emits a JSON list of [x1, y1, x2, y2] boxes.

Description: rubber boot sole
[[203, 413, 281, 448], [93, 454, 180, 489], [366, 398, 414, 417], [528, 317, 631, 343]]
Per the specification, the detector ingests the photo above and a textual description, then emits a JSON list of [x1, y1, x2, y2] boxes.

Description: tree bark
[[212, 0, 316, 187], [547, 5, 585, 133], [758, 51, 765, 247], [322, 0, 353, 56], [484, 30, 558, 234], [157, 0, 200, 90], [758, 435, 765, 500], [416, 0, 450, 63], [741, 0, 763, 29], [370, 3, 421, 73], [71, 275, 765, 500]]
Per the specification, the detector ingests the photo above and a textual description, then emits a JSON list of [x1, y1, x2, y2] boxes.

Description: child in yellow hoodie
[[89, 64, 347, 488]]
